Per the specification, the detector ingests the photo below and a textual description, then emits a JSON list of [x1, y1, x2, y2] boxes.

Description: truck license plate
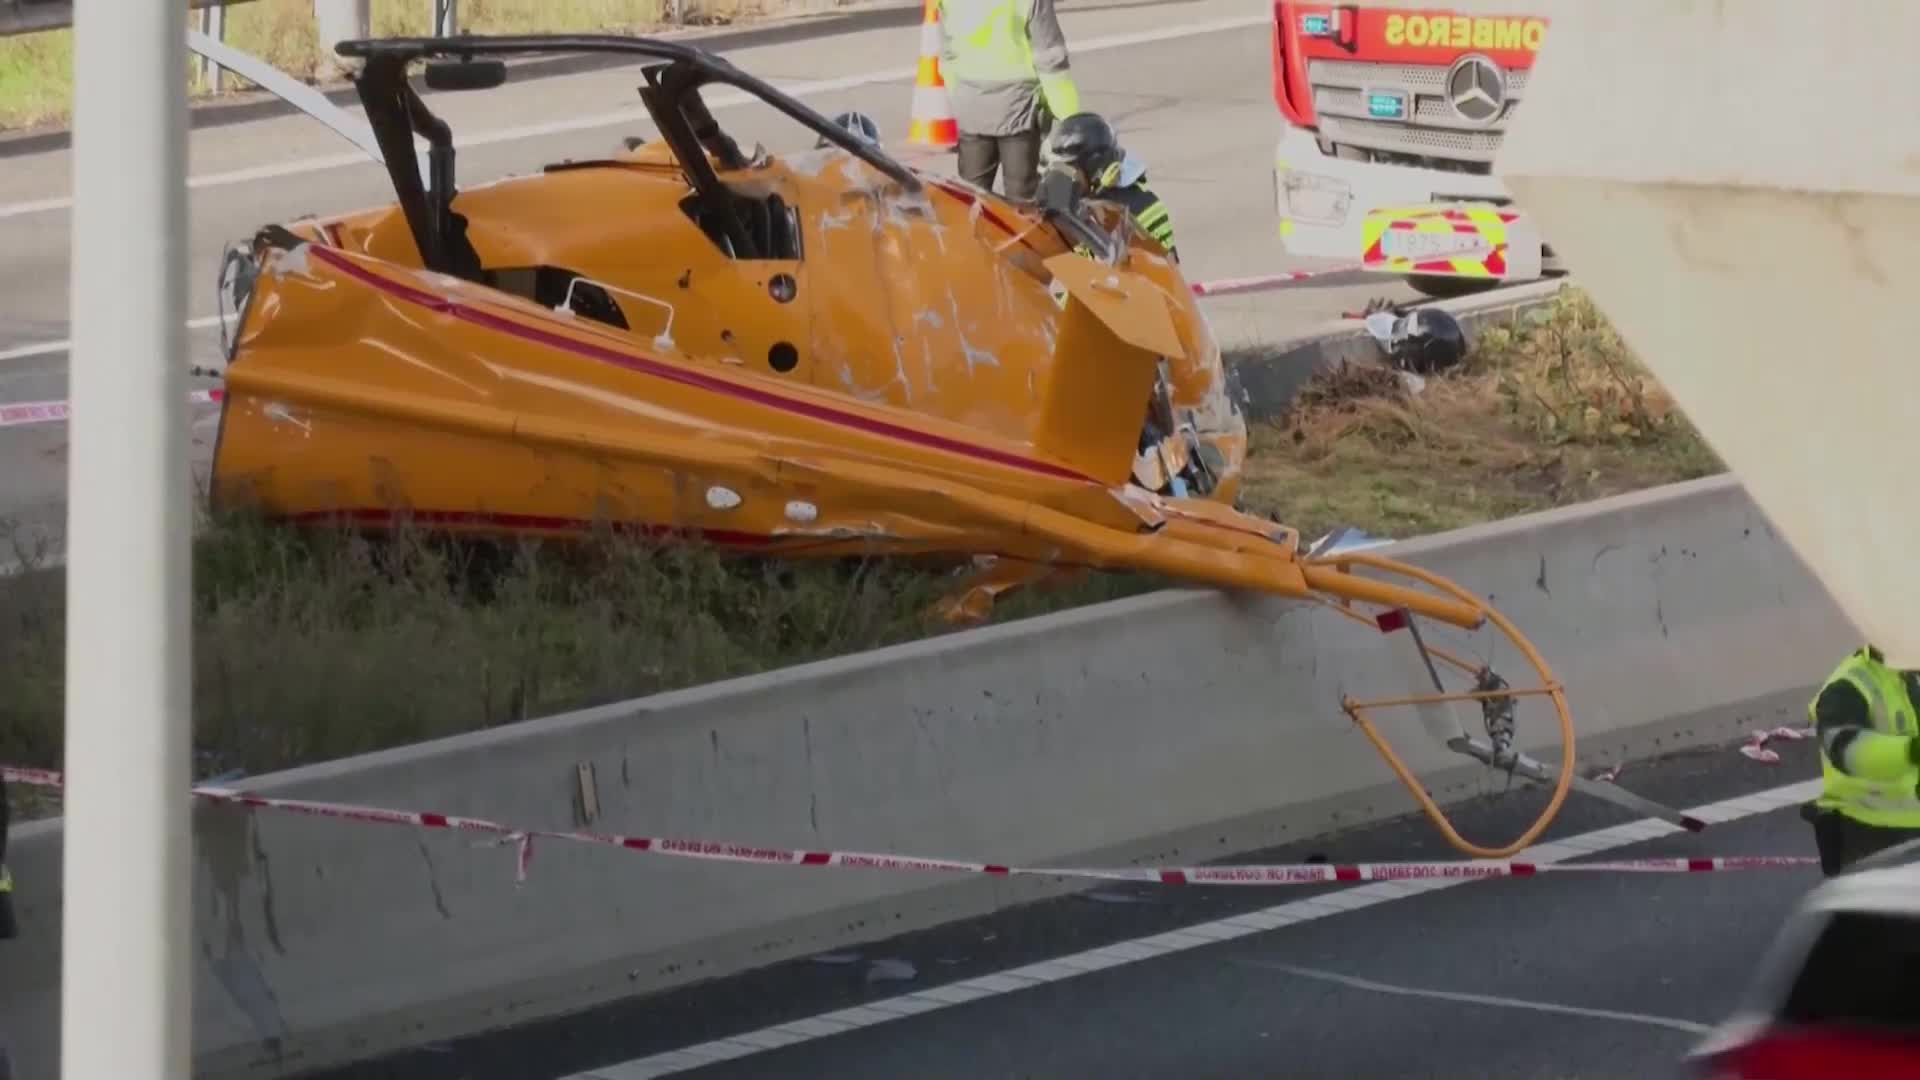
[[1378, 229, 1488, 261]]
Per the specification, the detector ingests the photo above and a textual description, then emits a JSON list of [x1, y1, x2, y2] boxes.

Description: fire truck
[[1270, 4, 1562, 298]]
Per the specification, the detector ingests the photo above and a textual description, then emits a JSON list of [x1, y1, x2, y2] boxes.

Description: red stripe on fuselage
[[301, 245, 1092, 484]]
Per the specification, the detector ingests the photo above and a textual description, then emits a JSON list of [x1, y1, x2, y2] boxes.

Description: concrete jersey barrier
[[0, 472, 1855, 1080]]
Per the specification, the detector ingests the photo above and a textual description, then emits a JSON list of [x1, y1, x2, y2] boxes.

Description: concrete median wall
[[0, 472, 1856, 1080]]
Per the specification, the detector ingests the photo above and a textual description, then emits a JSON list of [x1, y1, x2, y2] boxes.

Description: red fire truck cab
[[1271, 3, 1563, 298]]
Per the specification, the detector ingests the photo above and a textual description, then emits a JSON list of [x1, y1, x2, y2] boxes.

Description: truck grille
[[1306, 58, 1526, 166]]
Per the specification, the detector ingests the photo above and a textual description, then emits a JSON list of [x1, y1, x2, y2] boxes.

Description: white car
[[1687, 839, 1920, 1079]]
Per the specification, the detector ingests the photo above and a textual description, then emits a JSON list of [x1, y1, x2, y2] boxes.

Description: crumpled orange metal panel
[[210, 230, 1331, 600], [215, 239, 1500, 636], [224, 134, 1263, 557], [281, 148, 1241, 495]]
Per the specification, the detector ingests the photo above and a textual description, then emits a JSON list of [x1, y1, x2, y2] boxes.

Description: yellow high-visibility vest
[[1812, 647, 1920, 829], [937, 0, 1081, 119]]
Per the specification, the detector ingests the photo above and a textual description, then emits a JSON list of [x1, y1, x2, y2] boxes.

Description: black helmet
[[816, 110, 882, 149], [1046, 112, 1125, 189], [1384, 306, 1468, 374]]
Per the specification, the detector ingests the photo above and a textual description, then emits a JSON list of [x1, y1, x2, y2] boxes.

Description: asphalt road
[[0, 0, 1433, 559], [295, 736, 1829, 1080]]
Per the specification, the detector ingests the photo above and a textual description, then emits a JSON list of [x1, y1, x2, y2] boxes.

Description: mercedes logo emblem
[[1446, 54, 1507, 125]]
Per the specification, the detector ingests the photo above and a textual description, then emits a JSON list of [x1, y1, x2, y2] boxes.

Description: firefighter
[[1041, 112, 1177, 260], [936, 0, 1082, 202], [1801, 644, 1920, 875]]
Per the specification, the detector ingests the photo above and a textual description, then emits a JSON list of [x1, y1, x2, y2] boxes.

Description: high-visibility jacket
[[1811, 645, 1920, 830], [1100, 178, 1177, 260], [935, 0, 1082, 137]]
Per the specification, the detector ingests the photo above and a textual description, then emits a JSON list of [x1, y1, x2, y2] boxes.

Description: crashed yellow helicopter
[[208, 34, 1698, 857]]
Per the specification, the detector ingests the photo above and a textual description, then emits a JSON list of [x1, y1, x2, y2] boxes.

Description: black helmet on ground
[[1045, 112, 1125, 189], [1385, 306, 1468, 375]]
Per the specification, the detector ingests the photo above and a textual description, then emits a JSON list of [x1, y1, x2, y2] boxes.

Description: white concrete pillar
[[1488, 0, 1920, 664], [1361, 0, 1920, 664], [63, 0, 195, 1075]]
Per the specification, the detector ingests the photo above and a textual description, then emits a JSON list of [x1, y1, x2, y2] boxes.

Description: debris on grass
[[1287, 359, 1409, 417], [1234, 285, 1725, 540]]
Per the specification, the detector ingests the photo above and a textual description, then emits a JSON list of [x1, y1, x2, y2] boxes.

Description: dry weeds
[[1235, 286, 1724, 539]]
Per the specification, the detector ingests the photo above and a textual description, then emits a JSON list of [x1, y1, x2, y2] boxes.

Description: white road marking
[[561, 778, 1822, 1079], [1233, 960, 1714, 1036], [0, 14, 1266, 221], [0, 313, 229, 364]]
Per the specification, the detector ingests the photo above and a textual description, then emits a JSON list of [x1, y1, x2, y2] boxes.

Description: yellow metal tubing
[[1299, 560, 1486, 631], [1312, 550, 1577, 860]]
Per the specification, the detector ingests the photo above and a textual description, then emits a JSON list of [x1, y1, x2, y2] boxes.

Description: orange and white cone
[[908, 0, 959, 148]]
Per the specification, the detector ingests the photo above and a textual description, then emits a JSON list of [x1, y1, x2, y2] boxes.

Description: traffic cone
[[908, 0, 959, 149]]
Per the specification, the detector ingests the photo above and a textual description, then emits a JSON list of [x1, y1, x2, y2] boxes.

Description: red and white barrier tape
[[1189, 265, 1363, 298], [3, 765, 63, 788], [1, 764, 1819, 886], [0, 388, 224, 431], [1741, 725, 1815, 764]]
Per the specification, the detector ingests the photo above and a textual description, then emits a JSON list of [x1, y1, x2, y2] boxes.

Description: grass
[[0, 518, 1164, 819], [1233, 286, 1725, 540], [0, 285, 1722, 821], [0, 0, 846, 132]]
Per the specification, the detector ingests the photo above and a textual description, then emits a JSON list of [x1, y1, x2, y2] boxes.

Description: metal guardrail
[[0, 0, 259, 37], [3, 0, 701, 43], [420, 0, 695, 32]]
